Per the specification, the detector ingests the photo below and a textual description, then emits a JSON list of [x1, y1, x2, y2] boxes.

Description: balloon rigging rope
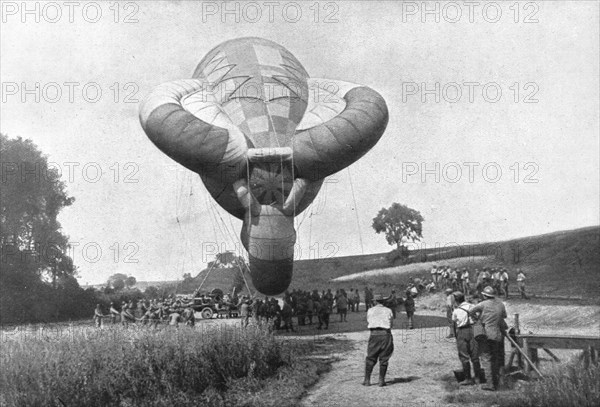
[[347, 167, 365, 255]]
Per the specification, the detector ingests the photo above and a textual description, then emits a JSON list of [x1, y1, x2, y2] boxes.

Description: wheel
[[201, 307, 214, 319]]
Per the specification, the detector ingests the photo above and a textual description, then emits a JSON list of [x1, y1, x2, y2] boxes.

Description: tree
[[372, 203, 424, 256], [144, 285, 160, 299], [1, 134, 78, 323], [112, 278, 125, 291], [125, 276, 136, 288], [108, 273, 127, 290]]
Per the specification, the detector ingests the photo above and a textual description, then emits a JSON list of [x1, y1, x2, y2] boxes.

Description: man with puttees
[[469, 286, 508, 391], [363, 294, 394, 387], [451, 291, 482, 386]]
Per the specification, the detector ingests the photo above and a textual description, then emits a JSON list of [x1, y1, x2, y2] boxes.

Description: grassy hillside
[[141, 226, 599, 301], [289, 226, 600, 301]]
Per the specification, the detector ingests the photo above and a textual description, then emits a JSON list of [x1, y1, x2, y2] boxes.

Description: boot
[[362, 361, 374, 386], [378, 364, 388, 387], [473, 361, 485, 384], [460, 362, 475, 386], [477, 368, 487, 384]]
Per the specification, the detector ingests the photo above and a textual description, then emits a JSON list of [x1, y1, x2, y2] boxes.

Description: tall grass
[[500, 357, 600, 407], [0, 323, 316, 406]]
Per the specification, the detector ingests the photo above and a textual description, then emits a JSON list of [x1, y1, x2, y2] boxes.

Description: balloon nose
[[248, 255, 293, 295]]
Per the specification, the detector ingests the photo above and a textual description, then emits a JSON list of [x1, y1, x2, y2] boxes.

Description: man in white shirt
[[451, 292, 481, 385], [516, 269, 528, 299], [500, 269, 509, 299], [363, 294, 394, 387], [430, 265, 438, 286]]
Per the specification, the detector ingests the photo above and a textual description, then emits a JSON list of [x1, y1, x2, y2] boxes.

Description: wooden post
[[523, 338, 530, 374], [514, 313, 523, 368]]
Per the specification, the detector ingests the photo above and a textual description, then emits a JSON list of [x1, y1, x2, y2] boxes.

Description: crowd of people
[[427, 265, 529, 299]]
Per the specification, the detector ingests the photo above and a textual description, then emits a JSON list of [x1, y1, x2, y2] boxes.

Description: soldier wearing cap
[[451, 291, 482, 385], [469, 286, 507, 391], [363, 294, 394, 387]]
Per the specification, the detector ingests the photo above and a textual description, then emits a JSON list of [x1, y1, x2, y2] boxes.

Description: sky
[[1, 1, 599, 285]]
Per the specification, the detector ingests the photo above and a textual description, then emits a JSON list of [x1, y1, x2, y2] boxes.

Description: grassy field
[[0, 322, 337, 407]]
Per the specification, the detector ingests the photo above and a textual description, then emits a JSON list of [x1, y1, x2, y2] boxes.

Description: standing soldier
[[281, 299, 294, 332], [363, 294, 394, 387], [316, 299, 330, 330], [430, 265, 438, 287], [404, 290, 415, 329], [445, 288, 457, 338], [451, 291, 482, 385], [475, 269, 484, 294], [469, 286, 508, 391], [240, 299, 250, 328], [337, 290, 348, 322], [449, 268, 456, 291], [516, 269, 528, 299], [109, 302, 120, 324], [388, 290, 398, 319], [364, 286, 373, 311], [461, 268, 470, 295], [93, 304, 104, 328], [500, 268, 509, 299], [354, 289, 361, 312]]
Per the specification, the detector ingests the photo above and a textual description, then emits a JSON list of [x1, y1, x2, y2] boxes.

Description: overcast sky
[[2, 1, 598, 285]]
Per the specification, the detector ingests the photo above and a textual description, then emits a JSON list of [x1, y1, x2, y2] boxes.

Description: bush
[[0, 323, 313, 406]]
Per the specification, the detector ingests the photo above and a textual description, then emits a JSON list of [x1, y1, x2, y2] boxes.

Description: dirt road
[[299, 301, 600, 407], [300, 311, 466, 407]]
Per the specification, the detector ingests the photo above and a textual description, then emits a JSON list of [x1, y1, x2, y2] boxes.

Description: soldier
[[364, 286, 373, 311], [500, 268, 509, 299], [430, 265, 438, 286], [516, 269, 528, 299], [306, 295, 315, 325], [353, 289, 361, 312], [240, 299, 250, 328], [182, 307, 195, 327], [445, 288, 457, 338], [93, 304, 104, 328], [470, 286, 508, 391], [121, 302, 136, 326], [404, 290, 415, 329], [336, 290, 348, 322], [348, 288, 355, 312], [316, 299, 329, 330], [451, 291, 482, 386], [461, 268, 470, 295], [109, 302, 120, 324], [281, 299, 294, 332], [363, 294, 394, 387], [388, 290, 398, 319], [168, 310, 181, 329]]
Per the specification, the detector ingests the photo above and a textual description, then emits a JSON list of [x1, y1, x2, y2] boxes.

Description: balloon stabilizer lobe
[[139, 37, 389, 295]]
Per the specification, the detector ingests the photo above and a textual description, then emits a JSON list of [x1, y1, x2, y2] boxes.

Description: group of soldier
[[93, 297, 197, 329], [240, 287, 386, 332], [363, 283, 510, 391], [430, 265, 529, 299]]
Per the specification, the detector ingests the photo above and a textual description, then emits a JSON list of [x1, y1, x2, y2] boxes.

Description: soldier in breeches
[[451, 291, 482, 385], [363, 294, 394, 387]]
